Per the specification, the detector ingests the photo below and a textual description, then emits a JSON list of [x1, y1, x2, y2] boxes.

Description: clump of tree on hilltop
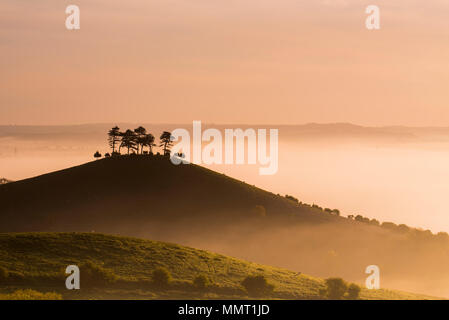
[[93, 126, 178, 159]]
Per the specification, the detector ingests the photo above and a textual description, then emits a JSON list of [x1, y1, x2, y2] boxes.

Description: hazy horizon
[[2, 0, 449, 126]]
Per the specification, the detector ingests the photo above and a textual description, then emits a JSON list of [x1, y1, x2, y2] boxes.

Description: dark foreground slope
[[0, 155, 332, 233], [1, 156, 449, 297], [0, 233, 435, 300]]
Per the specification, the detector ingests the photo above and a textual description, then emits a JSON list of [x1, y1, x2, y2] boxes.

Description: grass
[[0, 232, 438, 300]]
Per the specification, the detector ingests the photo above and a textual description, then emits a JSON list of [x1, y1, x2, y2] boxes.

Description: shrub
[[151, 267, 171, 289], [381, 221, 397, 230], [397, 224, 410, 233], [285, 195, 299, 203], [347, 283, 361, 299], [80, 261, 117, 287], [355, 215, 370, 223], [331, 209, 340, 216], [321, 278, 348, 300], [93, 151, 102, 159], [193, 275, 209, 290], [241, 275, 274, 297]]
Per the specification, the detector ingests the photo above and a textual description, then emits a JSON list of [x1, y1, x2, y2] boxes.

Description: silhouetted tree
[[120, 130, 137, 154], [94, 151, 102, 159], [160, 131, 173, 155], [134, 126, 147, 154], [108, 126, 121, 153], [142, 133, 156, 154]]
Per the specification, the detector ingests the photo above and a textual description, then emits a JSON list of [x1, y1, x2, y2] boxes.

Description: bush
[[193, 275, 209, 290], [285, 195, 299, 203], [80, 261, 117, 287], [241, 275, 274, 297], [381, 221, 397, 230], [320, 278, 348, 300], [93, 151, 102, 159], [151, 267, 171, 289], [347, 283, 361, 299]]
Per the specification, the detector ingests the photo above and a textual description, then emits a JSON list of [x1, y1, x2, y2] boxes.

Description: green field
[[0, 233, 437, 300]]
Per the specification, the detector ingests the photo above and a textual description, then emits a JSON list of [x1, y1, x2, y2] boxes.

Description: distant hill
[[1, 156, 449, 297], [0, 232, 435, 300]]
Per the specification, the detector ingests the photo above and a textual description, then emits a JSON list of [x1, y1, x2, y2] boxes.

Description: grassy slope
[[0, 233, 436, 300]]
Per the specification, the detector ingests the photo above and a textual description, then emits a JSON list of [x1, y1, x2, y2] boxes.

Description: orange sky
[[1, 0, 449, 126]]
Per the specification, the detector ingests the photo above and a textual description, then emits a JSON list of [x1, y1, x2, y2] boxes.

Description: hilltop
[[1, 156, 449, 297], [0, 233, 435, 300]]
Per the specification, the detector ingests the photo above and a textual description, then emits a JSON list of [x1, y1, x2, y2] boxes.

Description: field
[[0, 233, 437, 300]]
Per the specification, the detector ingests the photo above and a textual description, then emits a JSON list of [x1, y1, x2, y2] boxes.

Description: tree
[[120, 129, 138, 154], [94, 151, 102, 159], [241, 275, 274, 297], [107, 126, 121, 153], [331, 209, 340, 216], [160, 131, 173, 155], [142, 133, 156, 154], [151, 267, 171, 289], [134, 126, 147, 154], [320, 278, 348, 300], [347, 283, 361, 299]]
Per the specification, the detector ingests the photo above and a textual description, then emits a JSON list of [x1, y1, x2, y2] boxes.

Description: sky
[[1, 0, 449, 126]]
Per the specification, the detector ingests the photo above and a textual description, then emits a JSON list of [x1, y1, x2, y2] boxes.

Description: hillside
[[0, 233, 435, 300], [0, 155, 324, 230], [1, 156, 449, 297]]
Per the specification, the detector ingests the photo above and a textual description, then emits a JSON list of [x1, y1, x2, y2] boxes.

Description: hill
[[1, 156, 449, 297], [0, 155, 331, 233], [0, 233, 436, 300]]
